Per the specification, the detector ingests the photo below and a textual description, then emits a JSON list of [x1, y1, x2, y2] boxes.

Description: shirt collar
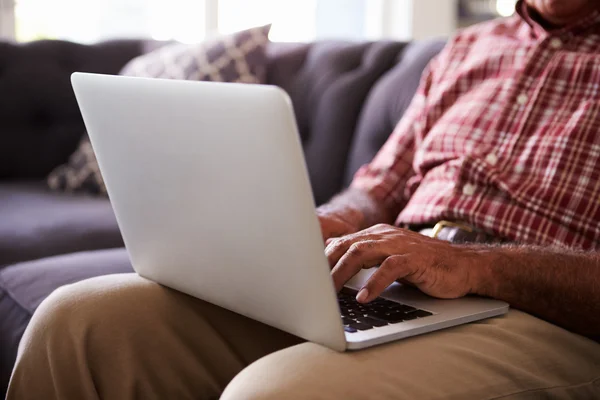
[[515, 0, 600, 38]]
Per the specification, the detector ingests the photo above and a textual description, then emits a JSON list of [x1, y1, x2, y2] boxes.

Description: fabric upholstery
[[344, 39, 447, 186], [121, 24, 271, 82], [267, 41, 407, 205], [0, 248, 133, 393], [0, 183, 123, 268], [47, 138, 107, 195], [0, 40, 150, 179]]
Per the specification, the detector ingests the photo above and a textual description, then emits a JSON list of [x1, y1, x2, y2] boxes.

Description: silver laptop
[[71, 72, 508, 351]]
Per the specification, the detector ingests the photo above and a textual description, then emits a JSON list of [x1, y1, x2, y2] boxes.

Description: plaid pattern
[[47, 138, 106, 195], [48, 25, 271, 195], [120, 24, 271, 83], [352, 0, 600, 249]]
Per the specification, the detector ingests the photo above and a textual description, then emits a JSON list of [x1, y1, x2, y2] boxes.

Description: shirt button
[[550, 38, 562, 49], [462, 184, 476, 196], [485, 153, 498, 166], [515, 165, 525, 173], [517, 93, 528, 105]]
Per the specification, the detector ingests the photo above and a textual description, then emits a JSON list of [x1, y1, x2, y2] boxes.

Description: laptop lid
[[71, 73, 347, 351]]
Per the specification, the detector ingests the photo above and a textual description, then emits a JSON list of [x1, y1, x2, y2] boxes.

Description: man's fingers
[[357, 255, 415, 303], [325, 232, 376, 266], [325, 237, 348, 266], [330, 241, 387, 291]]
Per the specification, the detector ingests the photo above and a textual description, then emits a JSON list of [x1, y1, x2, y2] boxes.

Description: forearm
[[473, 245, 600, 337], [317, 188, 395, 230]]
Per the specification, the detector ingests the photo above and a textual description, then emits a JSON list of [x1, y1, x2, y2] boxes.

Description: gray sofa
[[0, 37, 445, 395]]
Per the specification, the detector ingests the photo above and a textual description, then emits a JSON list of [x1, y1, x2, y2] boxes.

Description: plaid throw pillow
[[48, 24, 271, 195], [47, 137, 106, 195], [120, 24, 271, 82]]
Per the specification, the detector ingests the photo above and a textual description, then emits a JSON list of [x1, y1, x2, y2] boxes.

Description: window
[[12, 0, 321, 43], [4, 0, 464, 44], [14, 0, 207, 43], [218, 0, 317, 42], [10, 0, 381, 43]]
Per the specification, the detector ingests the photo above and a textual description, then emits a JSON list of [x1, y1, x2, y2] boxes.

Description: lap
[[224, 310, 600, 399], [14, 273, 600, 399]]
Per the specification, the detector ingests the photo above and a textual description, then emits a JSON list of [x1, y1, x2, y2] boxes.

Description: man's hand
[[325, 224, 484, 303]]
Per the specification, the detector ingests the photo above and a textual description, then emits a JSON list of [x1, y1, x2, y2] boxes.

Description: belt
[[412, 221, 502, 244]]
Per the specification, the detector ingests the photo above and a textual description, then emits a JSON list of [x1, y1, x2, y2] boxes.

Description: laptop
[[71, 73, 509, 351]]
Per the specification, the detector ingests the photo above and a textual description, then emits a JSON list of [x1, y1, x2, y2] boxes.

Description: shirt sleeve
[[350, 53, 440, 214]]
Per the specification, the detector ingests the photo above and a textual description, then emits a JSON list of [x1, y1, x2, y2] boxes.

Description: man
[[7, 0, 600, 398]]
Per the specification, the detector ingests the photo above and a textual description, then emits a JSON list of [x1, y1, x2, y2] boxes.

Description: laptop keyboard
[[338, 289, 433, 333]]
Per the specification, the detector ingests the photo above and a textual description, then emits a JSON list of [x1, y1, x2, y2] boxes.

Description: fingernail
[[356, 288, 369, 303]]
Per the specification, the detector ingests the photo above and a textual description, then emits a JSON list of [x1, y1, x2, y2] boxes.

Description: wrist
[[466, 248, 501, 298]]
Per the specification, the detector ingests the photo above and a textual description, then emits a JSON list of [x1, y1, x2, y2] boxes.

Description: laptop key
[[339, 292, 432, 326], [401, 313, 419, 321], [389, 304, 416, 313], [344, 326, 358, 333], [348, 322, 374, 331], [371, 312, 406, 323], [411, 310, 433, 318], [356, 317, 388, 327]]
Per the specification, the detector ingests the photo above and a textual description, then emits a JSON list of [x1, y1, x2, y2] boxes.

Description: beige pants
[[7, 273, 600, 399]]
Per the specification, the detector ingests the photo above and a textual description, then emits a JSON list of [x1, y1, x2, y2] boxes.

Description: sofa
[[0, 37, 445, 395]]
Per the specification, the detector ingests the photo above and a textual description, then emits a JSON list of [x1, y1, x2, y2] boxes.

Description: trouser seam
[[487, 376, 600, 400]]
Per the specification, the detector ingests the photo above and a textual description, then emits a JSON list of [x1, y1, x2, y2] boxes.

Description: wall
[[316, 0, 366, 40], [375, 0, 457, 41], [412, 0, 458, 40]]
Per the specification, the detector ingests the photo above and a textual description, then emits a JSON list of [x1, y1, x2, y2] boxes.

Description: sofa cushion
[[0, 40, 153, 180], [47, 137, 107, 195], [0, 248, 133, 396], [0, 182, 122, 267], [267, 41, 408, 205], [343, 39, 446, 186], [121, 24, 272, 82]]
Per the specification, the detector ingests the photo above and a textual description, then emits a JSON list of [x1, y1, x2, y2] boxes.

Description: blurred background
[[0, 0, 517, 43]]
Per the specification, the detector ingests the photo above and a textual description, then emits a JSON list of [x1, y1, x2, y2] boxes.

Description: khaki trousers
[[7, 273, 600, 399]]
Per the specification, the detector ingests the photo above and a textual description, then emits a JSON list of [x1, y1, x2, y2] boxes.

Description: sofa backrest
[[0, 40, 148, 179], [0, 38, 445, 204]]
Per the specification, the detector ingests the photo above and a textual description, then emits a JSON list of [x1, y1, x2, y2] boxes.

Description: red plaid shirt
[[351, 1, 600, 249]]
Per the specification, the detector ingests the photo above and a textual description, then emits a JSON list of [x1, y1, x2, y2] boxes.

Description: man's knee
[[222, 312, 600, 400], [222, 342, 419, 400], [221, 343, 385, 400], [10, 273, 240, 399], [19, 273, 164, 356]]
